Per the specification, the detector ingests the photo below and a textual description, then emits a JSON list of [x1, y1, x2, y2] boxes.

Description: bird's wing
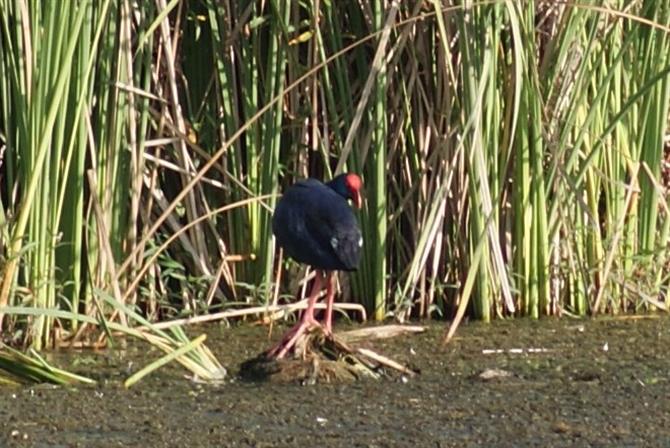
[[303, 199, 362, 271]]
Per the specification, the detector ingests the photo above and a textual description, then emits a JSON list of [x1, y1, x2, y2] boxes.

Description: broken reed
[[0, 0, 669, 353]]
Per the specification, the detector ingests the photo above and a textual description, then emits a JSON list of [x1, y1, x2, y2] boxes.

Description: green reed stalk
[[370, 0, 388, 320], [0, 0, 112, 346]]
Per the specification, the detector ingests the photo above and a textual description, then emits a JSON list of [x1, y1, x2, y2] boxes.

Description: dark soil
[[1, 316, 670, 447]]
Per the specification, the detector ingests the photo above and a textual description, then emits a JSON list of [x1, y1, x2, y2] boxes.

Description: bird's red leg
[[323, 272, 335, 335], [266, 271, 323, 359]]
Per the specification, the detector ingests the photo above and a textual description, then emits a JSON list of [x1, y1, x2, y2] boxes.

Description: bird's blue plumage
[[272, 177, 362, 271]]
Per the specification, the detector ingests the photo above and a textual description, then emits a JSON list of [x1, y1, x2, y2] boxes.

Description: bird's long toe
[[266, 318, 320, 360]]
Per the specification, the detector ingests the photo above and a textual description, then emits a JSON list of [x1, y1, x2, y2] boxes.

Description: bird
[[267, 173, 364, 359]]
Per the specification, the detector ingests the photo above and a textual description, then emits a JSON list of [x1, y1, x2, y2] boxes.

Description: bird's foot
[[266, 317, 327, 360]]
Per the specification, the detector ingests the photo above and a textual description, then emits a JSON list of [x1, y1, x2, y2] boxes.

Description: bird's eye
[[330, 237, 338, 250]]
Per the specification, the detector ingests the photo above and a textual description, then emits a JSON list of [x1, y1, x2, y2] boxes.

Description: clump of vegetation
[[241, 325, 420, 384]]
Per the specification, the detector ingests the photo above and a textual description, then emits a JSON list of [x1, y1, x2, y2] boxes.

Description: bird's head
[[329, 173, 363, 209]]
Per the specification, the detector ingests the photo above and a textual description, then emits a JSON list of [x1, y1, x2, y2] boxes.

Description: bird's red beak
[[344, 173, 364, 209], [353, 190, 363, 209]]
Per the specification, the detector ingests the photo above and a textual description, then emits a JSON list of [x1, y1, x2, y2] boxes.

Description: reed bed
[[0, 0, 669, 376]]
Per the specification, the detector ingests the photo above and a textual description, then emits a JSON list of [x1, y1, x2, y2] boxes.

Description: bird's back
[[272, 178, 362, 271]]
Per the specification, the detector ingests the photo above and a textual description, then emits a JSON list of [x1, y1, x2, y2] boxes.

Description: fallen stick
[[338, 325, 426, 343], [356, 347, 417, 377], [145, 301, 367, 330], [264, 302, 366, 322]]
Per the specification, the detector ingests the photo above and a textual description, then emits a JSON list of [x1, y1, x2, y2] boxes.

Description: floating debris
[[482, 347, 551, 355], [478, 368, 514, 381]]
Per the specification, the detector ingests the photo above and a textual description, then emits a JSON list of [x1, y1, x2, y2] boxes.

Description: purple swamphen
[[267, 173, 363, 359]]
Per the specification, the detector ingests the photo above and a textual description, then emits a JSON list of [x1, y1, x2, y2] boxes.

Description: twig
[[356, 347, 416, 377]]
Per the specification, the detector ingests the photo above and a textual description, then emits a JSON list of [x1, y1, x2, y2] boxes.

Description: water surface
[[1, 316, 669, 447]]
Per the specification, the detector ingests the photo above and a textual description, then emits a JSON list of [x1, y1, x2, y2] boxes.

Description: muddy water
[[1, 317, 670, 447]]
